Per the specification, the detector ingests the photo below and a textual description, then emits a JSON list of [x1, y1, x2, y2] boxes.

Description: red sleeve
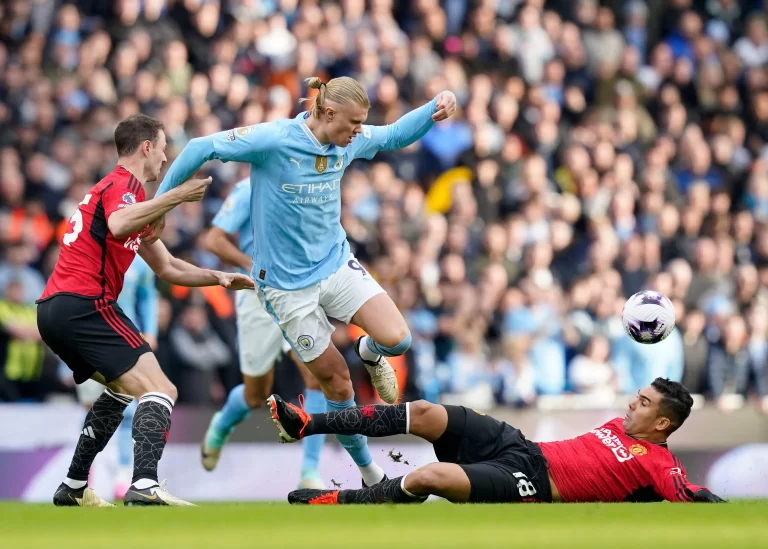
[[651, 454, 703, 503], [102, 179, 140, 221]]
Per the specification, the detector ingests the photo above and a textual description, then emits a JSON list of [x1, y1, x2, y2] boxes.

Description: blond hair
[[300, 76, 369, 118]]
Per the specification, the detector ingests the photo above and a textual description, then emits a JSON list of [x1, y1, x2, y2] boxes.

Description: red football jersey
[[538, 418, 705, 503], [39, 166, 146, 302]]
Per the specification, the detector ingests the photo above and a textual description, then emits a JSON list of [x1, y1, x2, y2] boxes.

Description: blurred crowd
[[1, 0, 768, 412]]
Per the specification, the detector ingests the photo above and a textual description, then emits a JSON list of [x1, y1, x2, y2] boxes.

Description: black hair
[[651, 377, 694, 434]]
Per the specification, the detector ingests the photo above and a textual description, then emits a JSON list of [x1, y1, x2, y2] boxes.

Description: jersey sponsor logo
[[281, 180, 340, 194], [630, 444, 647, 456], [236, 125, 255, 137], [669, 467, 682, 476], [124, 235, 142, 253], [297, 335, 314, 351], [122, 192, 137, 205], [315, 155, 328, 173], [591, 427, 634, 463], [334, 156, 343, 170]]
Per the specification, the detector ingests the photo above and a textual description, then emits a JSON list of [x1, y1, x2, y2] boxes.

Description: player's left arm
[[351, 91, 456, 160], [138, 239, 255, 290], [652, 457, 726, 503]]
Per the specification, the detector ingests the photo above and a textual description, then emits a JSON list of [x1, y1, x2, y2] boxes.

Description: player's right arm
[[155, 123, 278, 197], [138, 239, 254, 290], [107, 176, 213, 238], [204, 184, 253, 272]]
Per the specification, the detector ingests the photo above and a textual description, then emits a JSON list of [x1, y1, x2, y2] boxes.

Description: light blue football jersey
[[157, 98, 437, 290], [211, 178, 253, 273]]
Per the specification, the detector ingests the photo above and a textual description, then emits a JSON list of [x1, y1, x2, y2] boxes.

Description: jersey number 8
[[513, 472, 538, 497], [63, 194, 92, 246]]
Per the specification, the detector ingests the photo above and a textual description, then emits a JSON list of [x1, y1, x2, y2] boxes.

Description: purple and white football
[[621, 290, 676, 344]]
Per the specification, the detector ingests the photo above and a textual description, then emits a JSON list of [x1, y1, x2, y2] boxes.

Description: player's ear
[[142, 139, 152, 157], [325, 106, 335, 122], [655, 416, 671, 433]]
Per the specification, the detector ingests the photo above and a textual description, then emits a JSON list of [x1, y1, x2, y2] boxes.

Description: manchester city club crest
[[315, 155, 328, 173], [297, 335, 315, 350], [334, 156, 343, 170]]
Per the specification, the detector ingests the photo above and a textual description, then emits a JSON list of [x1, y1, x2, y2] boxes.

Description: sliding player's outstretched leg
[[53, 385, 132, 507], [288, 464, 471, 505], [268, 341, 387, 488]]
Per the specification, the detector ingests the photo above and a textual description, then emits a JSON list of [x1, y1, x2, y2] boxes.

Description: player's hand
[[177, 176, 213, 202], [685, 487, 726, 503], [214, 271, 255, 290], [141, 215, 165, 244], [432, 91, 457, 121]]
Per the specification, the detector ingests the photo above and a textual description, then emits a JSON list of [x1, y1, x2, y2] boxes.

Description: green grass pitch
[[2, 501, 767, 549]]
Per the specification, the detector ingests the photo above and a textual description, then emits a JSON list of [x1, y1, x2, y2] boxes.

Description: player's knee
[[373, 328, 412, 356], [406, 465, 445, 493], [160, 383, 178, 403], [408, 400, 435, 425]]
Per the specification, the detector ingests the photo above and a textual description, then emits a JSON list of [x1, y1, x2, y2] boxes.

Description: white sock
[[359, 336, 381, 362], [64, 477, 87, 490], [132, 478, 158, 490], [359, 462, 386, 486]]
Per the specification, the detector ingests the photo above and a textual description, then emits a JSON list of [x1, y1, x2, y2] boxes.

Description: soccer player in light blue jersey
[[156, 76, 456, 487], [200, 179, 327, 489]]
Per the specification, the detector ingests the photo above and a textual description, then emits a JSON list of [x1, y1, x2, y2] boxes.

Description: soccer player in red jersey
[[268, 378, 725, 504], [37, 114, 255, 507]]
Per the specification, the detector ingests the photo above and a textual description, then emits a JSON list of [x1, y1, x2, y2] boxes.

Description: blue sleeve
[[211, 185, 250, 235], [351, 98, 438, 161], [156, 123, 279, 196], [136, 261, 158, 337]]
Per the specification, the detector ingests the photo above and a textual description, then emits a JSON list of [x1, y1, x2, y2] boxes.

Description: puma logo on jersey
[[289, 158, 302, 169], [124, 235, 142, 253]]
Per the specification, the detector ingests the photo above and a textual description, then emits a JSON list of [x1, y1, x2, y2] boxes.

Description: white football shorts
[[235, 289, 291, 377], [256, 254, 385, 362]]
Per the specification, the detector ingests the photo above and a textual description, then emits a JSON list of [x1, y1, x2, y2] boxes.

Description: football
[[621, 290, 676, 344]]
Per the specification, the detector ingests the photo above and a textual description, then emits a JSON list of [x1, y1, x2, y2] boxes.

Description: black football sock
[[67, 388, 132, 483], [306, 403, 408, 437], [338, 475, 427, 504], [131, 392, 174, 486]]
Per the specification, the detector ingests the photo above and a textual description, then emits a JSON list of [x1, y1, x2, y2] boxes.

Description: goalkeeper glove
[[685, 487, 726, 503]]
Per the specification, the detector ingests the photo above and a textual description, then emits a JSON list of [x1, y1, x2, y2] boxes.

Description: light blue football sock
[[301, 389, 327, 474], [117, 400, 137, 469], [210, 384, 252, 448], [325, 395, 372, 467]]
